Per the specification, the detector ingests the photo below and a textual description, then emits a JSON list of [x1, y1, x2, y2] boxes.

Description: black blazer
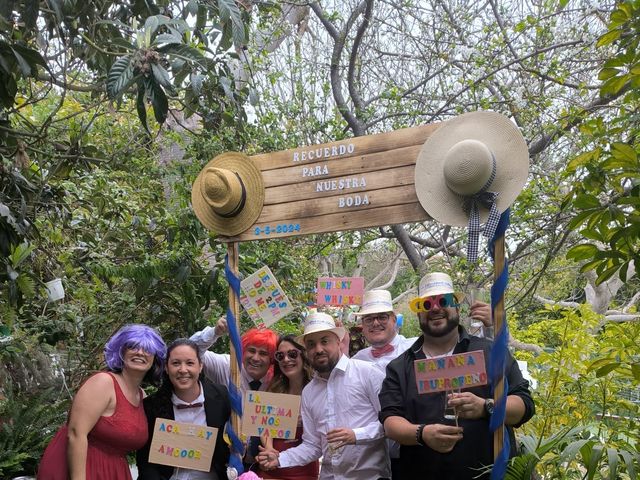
[[136, 379, 231, 480]]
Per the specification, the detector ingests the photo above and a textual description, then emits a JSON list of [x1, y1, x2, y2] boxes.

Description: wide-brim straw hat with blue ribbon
[[192, 152, 265, 236], [414, 111, 529, 261]]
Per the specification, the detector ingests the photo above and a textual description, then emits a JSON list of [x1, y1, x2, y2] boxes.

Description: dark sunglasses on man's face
[[275, 349, 300, 362], [409, 293, 459, 313]]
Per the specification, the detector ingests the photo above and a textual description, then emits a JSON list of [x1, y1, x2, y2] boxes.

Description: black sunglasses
[[275, 349, 300, 362]]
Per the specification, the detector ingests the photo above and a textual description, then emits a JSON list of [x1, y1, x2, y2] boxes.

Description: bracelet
[[416, 424, 427, 446]]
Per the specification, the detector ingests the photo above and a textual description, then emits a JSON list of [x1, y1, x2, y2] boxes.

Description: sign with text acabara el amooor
[[148, 418, 218, 472], [218, 124, 438, 242]]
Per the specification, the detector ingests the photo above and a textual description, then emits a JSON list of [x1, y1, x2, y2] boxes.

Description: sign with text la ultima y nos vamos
[[218, 124, 439, 242]]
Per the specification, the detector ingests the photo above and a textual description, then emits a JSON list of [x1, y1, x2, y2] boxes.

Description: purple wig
[[104, 324, 167, 384]]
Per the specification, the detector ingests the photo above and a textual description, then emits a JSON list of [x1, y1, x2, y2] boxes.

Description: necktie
[[249, 379, 262, 391], [371, 343, 394, 358], [175, 402, 203, 410]]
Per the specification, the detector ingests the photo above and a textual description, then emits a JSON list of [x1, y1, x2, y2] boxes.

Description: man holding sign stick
[[379, 272, 534, 479], [190, 317, 277, 395], [257, 312, 390, 479]]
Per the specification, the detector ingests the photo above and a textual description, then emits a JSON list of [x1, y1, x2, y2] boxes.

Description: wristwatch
[[484, 398, 495, 417], [416, 423, 427, 446]]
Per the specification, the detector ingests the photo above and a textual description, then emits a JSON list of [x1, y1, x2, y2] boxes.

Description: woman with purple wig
[[38, 324, 167, 480]]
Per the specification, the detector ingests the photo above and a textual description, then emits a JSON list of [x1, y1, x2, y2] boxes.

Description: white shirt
[[170, 384, 217, 480], [352, 333, 416, 371], [279, 355, 390, 479], [352, 333, 416, 460], [189, 326, 271, 393]]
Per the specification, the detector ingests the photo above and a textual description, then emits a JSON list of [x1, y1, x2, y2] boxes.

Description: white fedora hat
[[296, 312, 346, 343], [417, 272, 463, 301], [414, 111, 529, 227], [352, 290, 394, 317]]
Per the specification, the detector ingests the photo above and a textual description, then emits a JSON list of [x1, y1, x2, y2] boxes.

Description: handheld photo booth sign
[[239, 266, 293, 327], [241, 390, 301, 440], [148, 418, 218, 472], [414, 350, 487, 394], [316, 276, 364, 306]]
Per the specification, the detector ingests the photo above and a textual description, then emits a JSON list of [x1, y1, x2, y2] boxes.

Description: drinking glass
[[443, 389, 460, 426]]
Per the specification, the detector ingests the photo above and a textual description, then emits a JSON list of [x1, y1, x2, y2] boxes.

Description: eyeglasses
[[275, 349, 300, 362], [362, 313, 391, 326], [409, 293, 459, 313]]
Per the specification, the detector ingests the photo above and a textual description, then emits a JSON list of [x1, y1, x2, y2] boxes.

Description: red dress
[[256, 421, 320, 480], [38, 372, 148, 480]]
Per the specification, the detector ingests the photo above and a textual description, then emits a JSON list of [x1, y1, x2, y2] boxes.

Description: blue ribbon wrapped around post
[[488, 209, 511, 480], [224, 254, 245, 475]]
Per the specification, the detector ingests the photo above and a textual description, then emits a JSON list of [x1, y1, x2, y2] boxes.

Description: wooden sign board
[[148, 418, 218, 472], [219, 124, 439, 242], [241, 390, 301, 439], [414, 350, 487, 394], [316, 276, 364, 306]]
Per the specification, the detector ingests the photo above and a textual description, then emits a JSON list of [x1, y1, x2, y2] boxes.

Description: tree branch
[[390, 224, 423, 272], [528, 84, 631, 156], [368, 255, 401, 290], [348, 0, 375, 113], [37, 73, 105, 93]]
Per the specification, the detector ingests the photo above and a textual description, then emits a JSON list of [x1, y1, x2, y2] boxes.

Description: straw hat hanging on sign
[[192, 152, 265, 236], [414, 111, 529, 261]]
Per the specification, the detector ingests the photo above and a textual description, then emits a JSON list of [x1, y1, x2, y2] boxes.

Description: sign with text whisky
[[218, 124, 439, 242]]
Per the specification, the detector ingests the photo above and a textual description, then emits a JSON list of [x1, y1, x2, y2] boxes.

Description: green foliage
[[510, 304, 640, 478], [564, 0, 640, 285], [0, 383, 68, 477]]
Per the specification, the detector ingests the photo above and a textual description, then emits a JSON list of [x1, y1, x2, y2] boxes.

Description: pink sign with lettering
[[414, 350, 487, 394], [316, 277, 365, 306]]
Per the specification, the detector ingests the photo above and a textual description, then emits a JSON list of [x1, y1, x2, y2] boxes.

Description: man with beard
[[257, 312, 390, 479], [379, 272, 534, 479], [353, 289, 491, 479]]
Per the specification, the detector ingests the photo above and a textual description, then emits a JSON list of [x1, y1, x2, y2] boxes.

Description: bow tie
[[371, 343, 394, 358], [175, 402, 203, 410]]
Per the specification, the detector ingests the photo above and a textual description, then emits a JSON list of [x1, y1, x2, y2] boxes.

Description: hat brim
[[352, 306, 394, 316], [295, 326, 346, 345], [191, 152, 264, 236], [414, 111, 529, 226]]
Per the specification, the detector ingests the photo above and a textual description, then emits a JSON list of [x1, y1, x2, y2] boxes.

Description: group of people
[[37, 270, 534, 480]]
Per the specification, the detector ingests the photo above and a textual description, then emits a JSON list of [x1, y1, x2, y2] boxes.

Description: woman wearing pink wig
[[38, 324, 166, 480]]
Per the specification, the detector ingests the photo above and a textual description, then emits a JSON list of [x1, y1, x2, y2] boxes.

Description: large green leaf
[[151, 63, 174, 93], [158, 44, 207, 65], [107, 54, 135, 98], [218, 0, 245, 47], [566, 244, 598, 261], [144, 77, 168, 124], [136, 79, 149, 133]]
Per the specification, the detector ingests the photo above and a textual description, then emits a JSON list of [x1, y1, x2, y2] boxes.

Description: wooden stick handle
[[492, 234, 505, 461], [228, 242, 242, 437]]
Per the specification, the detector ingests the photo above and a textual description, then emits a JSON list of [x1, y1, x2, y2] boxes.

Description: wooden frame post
[[227, 242, 242, 436], [492, 234, 505, 462]]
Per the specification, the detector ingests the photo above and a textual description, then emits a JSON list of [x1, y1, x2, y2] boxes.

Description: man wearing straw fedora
[[379, 272, 534, 479], [257, 312, 391, 479]]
